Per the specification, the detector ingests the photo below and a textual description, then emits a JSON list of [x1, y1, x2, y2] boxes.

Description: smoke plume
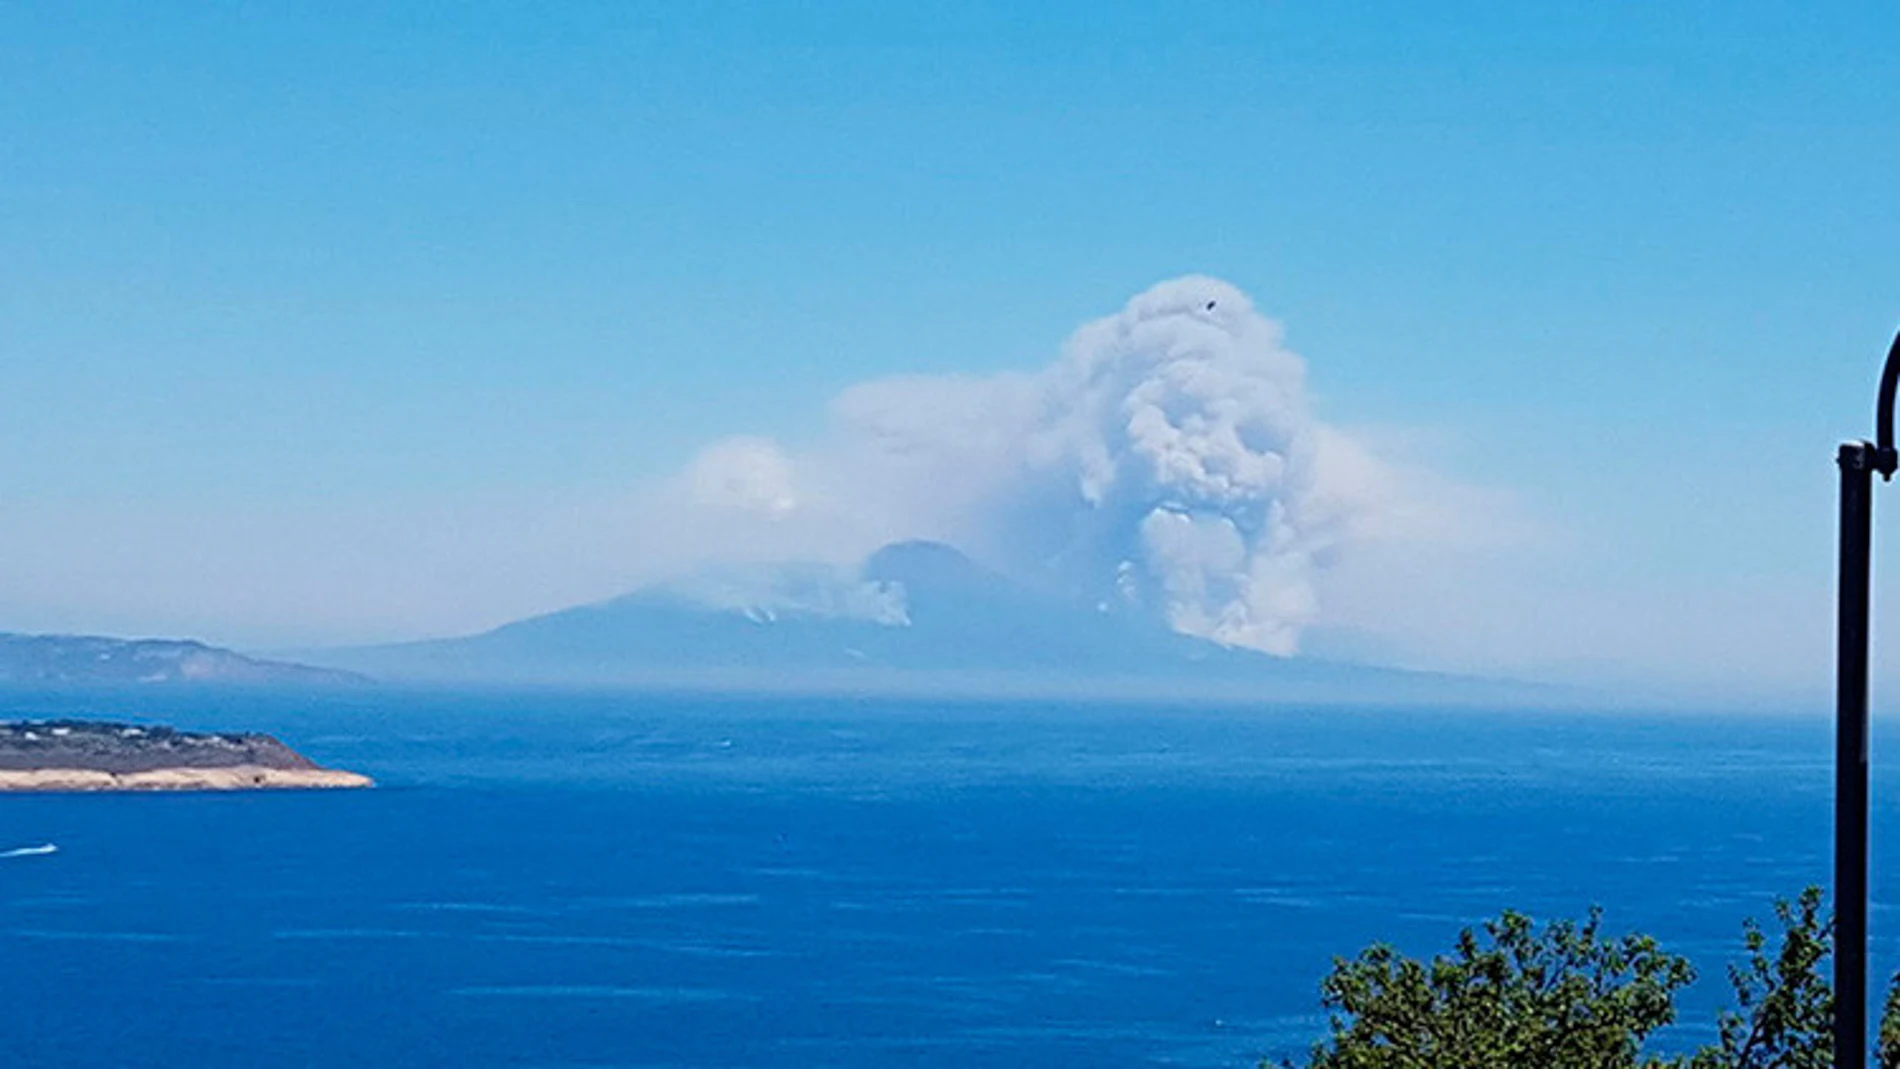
[[663, 275, 1457, 656]]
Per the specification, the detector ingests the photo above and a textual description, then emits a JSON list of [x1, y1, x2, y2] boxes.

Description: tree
[[1681, 888, 1832, 1069], [1279, 888, 1900, 1069], [1288, 909, 1694, 1068]]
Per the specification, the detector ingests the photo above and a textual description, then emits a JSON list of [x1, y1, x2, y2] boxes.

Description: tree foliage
[[1292, 908, 1693, 1069], [1681, 888, 1833, 1069], [1280, 887, 1900, 1069]]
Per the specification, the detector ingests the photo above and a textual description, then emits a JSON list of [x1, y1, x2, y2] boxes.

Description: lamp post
[[1835, 330, 1900, 1069]]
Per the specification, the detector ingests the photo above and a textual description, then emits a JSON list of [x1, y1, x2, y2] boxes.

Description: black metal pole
[[1837, 332, 1900, 1068], [1839, 441, 1875, 1069]]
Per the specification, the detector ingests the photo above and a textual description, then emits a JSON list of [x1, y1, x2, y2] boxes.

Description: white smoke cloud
[[655, 562, 909, 626], [661, 275, 1500, 656], [684, 437, 800, 517]]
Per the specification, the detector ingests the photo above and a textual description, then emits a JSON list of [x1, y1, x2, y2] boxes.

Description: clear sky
[[3, 2, 1897, 702]]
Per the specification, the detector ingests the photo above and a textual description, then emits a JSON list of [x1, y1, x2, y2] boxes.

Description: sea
[[0, 688, 1886, 1067]]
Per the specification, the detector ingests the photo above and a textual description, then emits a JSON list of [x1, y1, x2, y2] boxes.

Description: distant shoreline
[[0, 765, 373, 792], [0, 720, 373, 793]]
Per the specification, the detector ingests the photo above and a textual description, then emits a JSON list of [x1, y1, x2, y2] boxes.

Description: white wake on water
[[1, 844, 58, 858]]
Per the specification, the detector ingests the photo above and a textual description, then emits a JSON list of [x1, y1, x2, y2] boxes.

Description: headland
[[0, 721, 372, 792]]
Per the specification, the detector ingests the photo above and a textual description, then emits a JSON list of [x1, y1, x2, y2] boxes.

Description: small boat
[[0, 844, 58, 858]]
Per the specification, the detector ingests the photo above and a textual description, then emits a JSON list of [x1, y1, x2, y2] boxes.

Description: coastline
[[0, 765, 374, 792]]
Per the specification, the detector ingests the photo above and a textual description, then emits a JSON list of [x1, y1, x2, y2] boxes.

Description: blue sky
[[3, 3, 1897, 700]]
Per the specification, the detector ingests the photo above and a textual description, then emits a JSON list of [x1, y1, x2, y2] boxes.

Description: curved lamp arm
[[1875, 330, 1900, 479]]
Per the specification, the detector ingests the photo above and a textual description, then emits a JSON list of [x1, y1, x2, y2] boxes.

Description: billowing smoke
[[663, 275, 1420, 656]]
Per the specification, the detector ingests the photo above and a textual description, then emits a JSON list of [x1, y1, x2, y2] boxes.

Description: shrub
[[1281, 888, 1899, 1069]]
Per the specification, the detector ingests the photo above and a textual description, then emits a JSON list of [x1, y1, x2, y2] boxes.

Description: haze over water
[[0, 690, 1877, 1067]]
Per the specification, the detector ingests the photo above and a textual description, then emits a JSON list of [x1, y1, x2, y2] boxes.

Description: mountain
[[0, 634, 363, 687], [305, 541, 1533, 703]]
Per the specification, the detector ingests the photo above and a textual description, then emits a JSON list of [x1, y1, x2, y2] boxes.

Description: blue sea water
[[0, 690, 1886, 1067]]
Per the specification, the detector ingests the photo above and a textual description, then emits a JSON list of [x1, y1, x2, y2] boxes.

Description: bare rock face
[[0, 721, 372, 792]]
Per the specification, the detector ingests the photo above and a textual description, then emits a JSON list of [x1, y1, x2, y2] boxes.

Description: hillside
[[0, 633, 363, 687], [304, 541, 1528, 703]]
